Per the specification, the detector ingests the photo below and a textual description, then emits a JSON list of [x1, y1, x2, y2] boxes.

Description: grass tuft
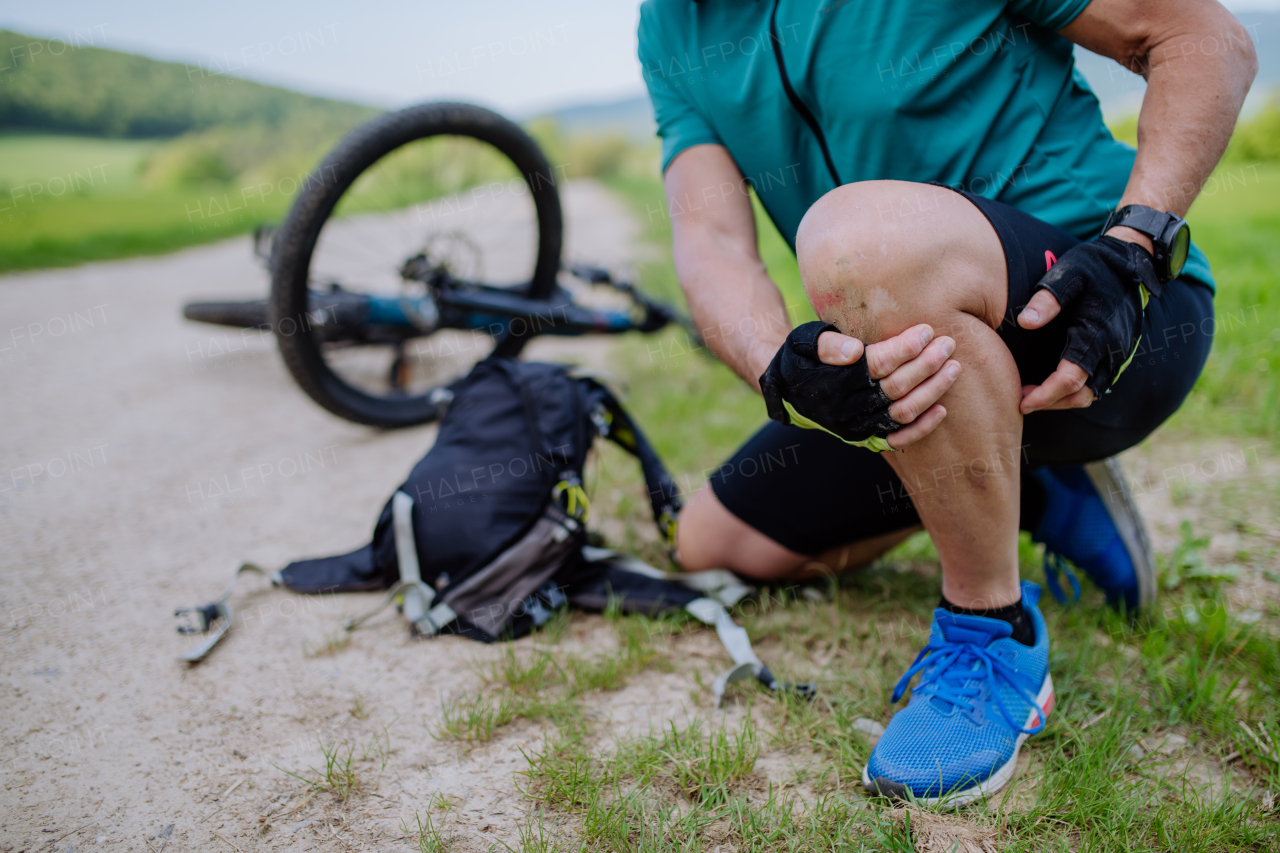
[[274, 722, 394, 800], [275, 738, 362, 800]]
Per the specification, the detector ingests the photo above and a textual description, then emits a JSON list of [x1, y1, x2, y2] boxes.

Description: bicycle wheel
[[270, 102, 563, 428]]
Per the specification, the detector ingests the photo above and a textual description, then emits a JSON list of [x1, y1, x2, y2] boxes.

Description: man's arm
[[665, 144, 961, 448], [1018, 0, 1257, 412], [666, 144, 788, 387]]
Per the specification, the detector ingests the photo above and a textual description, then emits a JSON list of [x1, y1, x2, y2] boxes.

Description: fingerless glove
[[1033, 236, 1159, 396], [760, 321, 899, 452]]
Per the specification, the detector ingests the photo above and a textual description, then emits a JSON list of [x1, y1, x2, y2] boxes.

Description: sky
[[2, 0, 1278, 116]]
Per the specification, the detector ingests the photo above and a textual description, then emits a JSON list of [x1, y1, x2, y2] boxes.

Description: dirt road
[[0, 180, 702, 852]]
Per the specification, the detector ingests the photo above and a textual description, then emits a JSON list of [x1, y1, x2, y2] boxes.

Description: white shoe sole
[[1084, 456, 1157, 611], [861, 673, 1055, 807]]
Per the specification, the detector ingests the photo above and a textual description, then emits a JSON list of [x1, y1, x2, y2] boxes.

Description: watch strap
[[1103, 204, 1170, 240]]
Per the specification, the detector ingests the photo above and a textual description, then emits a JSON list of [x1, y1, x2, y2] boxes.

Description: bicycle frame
[[258, 223, 685, 343], [359, 261, 678, 341]]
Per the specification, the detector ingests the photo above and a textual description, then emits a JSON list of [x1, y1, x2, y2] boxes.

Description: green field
[[0, 132, 287, 269], [0, 131, 530, 271], [0, 25, 381, 270], [0, 122, 627, 272], [1176, 163, 1280, 436], [0, 132, 160, 187]]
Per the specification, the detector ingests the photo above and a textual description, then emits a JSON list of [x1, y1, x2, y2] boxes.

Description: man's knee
[[796, 180, 1004, 341]]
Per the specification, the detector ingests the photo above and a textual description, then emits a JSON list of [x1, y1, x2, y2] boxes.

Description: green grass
[[0, 132, 268, 270], [0, 159, 292, 272], [274, 722, 393, 801], [519, 716, 775, 851], [1103, 111, 1280, 436], [0, 119, 640, 273], [1174, 163, 1280, 436], [516, 705, 940, 851], [0, 132, 160, 188], [431, 606, 681, 746], [0, 190, 290, 271], [403, 810, 450, 853], [0, 129, 524, 272], [437, 691, 520, 743]]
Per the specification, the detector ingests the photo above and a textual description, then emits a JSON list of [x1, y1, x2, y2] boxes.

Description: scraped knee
[[796, 180, 997, 341]]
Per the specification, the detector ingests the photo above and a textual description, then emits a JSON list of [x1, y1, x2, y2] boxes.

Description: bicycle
[[183, 101, 696, 428]]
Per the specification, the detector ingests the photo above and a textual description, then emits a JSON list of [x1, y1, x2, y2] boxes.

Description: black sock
[[939, 595, 1036, 646]]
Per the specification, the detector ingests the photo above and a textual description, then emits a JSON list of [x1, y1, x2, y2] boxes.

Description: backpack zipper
[[769, 0, 841, 187]]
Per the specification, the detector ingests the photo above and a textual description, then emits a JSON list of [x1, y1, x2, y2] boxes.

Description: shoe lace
[[1042, 550, 1082, 605], [891, 637, 1047, 735]]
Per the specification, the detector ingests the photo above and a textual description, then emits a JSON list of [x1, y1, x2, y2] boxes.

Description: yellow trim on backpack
[[553, 480, 591, 521], [660, 509, 679, 549]]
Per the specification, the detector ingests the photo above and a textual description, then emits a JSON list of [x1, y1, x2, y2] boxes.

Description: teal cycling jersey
[[637, 0, 1213, 291]]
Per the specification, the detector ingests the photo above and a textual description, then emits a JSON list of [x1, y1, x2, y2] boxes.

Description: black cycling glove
[[1032, 235, 1160, 396], [760, 321, 899, 452]]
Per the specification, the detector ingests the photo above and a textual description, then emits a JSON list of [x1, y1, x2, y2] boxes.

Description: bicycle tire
[[270, 101, 563, 428], [183, 299, 270, 330]]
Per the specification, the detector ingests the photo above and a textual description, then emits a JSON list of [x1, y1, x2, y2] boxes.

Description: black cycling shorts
[[709, 189, 1215, 556]]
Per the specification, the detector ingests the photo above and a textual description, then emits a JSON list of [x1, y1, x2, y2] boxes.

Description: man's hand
[[762, 322, 960, 451], [1016, 235, 1160, 413], [1020, 0, 1257, 415]]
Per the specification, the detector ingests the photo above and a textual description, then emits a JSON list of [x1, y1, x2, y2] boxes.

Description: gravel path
[[0, 179, 700, 853]]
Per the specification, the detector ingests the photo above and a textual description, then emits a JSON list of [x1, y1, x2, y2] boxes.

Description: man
[[638, 0, 1255, 804]]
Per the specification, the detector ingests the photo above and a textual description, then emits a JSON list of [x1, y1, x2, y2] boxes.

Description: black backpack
[[176, 359, 811, 703], [278, 357, 687, 639]]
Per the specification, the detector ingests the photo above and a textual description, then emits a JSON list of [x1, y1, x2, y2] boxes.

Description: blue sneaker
[[862, 581, 1054, 806], [1030, 458, 1156, 611]]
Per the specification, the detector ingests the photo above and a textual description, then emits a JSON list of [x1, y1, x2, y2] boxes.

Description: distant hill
[[0, 29, 377, 138], [536, 95, 656, 145]]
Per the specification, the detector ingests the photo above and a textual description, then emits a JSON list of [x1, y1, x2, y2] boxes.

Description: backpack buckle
[[552, 472, 590, 521]]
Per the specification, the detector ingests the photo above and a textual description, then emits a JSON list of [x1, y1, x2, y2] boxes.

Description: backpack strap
[[583, 380, 683, 548], [173, 562, 279, 662], [346, 491, 457, 637], [390, 490, 442, 634], [684, 596, 816, 707], [579, 548, 816, 706]]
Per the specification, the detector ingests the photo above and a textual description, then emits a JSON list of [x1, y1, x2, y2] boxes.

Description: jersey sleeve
[[637, 1, 722, 172], [1005, 0, 1092, 32]]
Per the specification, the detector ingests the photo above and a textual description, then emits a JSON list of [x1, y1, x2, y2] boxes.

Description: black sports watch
[[1101, 204, 1191, 284]]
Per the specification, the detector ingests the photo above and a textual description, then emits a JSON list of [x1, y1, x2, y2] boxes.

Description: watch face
[[1170, 222, 1190, 278]]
